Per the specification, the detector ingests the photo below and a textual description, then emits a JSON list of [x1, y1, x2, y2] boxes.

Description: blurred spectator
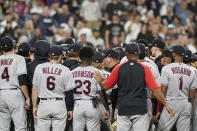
[[146, 0, 161, 17], [105, 14, 125, 48], [12, 26, 22, 43], [104, 0, 127, 22], [31, 9, 41, 28], [146, 24, 161, 43], [111, 36, 121, 48], [175, 1, 192, 25], [188, 0, 197, 13], [15, 0, 26, 16], [124, 13, 142, 42], [88, 29, 105, 50], [159, 25, 168, 40], [66, 0, 80, 17], [137, 23, 149, 40], [29, 28, 46, 48], [2, 21, 13, 37], [79, 33, 93, 47], [39, 6, 57, 42], [80, 0, 101, 30], [19, 6, 32, 27], [57, 4, 77, 25], [162, 5, 174, 25], [75, 21, 92, 42], [22, 20, 35, 41]]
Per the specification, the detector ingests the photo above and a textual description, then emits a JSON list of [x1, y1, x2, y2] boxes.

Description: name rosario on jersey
[[171, 67, 191, 76], [0, 58, 13, 66], [72, 70, 94, 78], [42, 67, 62, 76]]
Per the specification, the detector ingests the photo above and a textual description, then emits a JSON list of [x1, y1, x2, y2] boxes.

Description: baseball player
[[95, 43, 174, 131], [71, 46, 110, 131], [0, 36, 30, 131], [32, 46, 76, 131], [158, 45, 197, 131], [92, 51, 115, 131], [137, 43, 161, 128]]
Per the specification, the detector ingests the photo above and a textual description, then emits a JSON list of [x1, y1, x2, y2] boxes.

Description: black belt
[[0, 88, 18, 90], [39, 98, 63, 101]]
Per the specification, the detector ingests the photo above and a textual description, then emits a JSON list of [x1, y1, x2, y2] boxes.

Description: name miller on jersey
[[0, 58, 13, 66], [42, 67, 62, 76], [171, 67, 191, 76], [72, 70, 94, 78]]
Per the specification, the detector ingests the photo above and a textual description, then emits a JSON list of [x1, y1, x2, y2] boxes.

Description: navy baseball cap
[[0, 36, 14, 51], [68, 44, 81, 52], [18, 42, 30, 53], [162, 49, 173, 58], [185, 49, 192, 58], [136, 39, 148, 49], [104, 49, 119, 59], [172, 45, 185, 56], [138, 43, 145, 55], [152, 38, 166, 49], [125, 43, 139, 55], [114, 47, 126, 60], [192, 54, 197, 62], [50, 46, 63, 56], [93, 52, 104, 63]]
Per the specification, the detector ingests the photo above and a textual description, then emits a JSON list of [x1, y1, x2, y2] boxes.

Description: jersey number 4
[[47, 76, 56, 91], [74, 80, 91, 95], [1, 67, 9, 81]]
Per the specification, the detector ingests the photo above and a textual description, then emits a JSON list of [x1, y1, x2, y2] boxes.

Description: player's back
[[33, 62, 73, 98], [71, 66, 101, 100], [161, 63, 196, 100], [0, 53, 26, 89]]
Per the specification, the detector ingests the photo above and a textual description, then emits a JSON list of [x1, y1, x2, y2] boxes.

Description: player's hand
[[104, 110, 110, 120], [33, 108, 38, 118], [94, 71, 104, 84], [24, 98, 30, 110], [165, 104, 175, 117], [67, 111, 73, 120], [114, 108, 118, 121], [156, 112, 161, 122]]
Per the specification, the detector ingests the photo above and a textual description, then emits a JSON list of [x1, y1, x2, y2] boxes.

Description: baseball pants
[[98, 103, 112, 131], [117, 113, 149, 131], [157, 99, 192, 131], [73, 100, 100, 131], [37, 99, 67, 131], [192, 92, 197, 131], [0, 89, 27, 131]]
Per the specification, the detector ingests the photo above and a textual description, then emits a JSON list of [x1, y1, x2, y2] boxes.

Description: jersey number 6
[[47, 76, 56, 91], [74, 80, 91, 95]]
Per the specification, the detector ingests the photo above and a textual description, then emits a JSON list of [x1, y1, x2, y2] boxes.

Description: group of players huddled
[[0, 35, 196, 131]]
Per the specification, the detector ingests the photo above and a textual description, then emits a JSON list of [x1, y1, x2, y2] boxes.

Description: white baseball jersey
[[161, 63, 197, 100], [0, 53, 27, 89], [71, 66, 102, 100], [33, 62, 75, 98]]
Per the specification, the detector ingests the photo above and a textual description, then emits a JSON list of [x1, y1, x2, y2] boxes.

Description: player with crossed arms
[[71, 46, 110, 131], [157, 45, 197, 131], [0, 36, 30, 131], [32, 46, 76, 131]]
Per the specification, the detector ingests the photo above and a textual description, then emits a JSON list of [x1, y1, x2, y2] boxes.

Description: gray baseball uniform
[[33, 62, 75, 131], [71, 66, 102, 131], [158, 63, 197, 131], [98, 69, 115, 131], [0, 53, 27, 131]]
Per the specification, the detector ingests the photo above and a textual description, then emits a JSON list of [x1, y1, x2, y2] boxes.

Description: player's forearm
[[32, 87, 38, 108], [152, 88, 168, 107], [20, 85, 30, 99], [189, 89, 196, 105], [98, 90, 110, 111]]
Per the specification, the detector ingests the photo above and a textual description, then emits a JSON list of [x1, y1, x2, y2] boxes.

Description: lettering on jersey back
[[0, 59, 13, 66], [72, 71, 94, 79], [42, 67, 62, 76], [171, 67, 191, 76]]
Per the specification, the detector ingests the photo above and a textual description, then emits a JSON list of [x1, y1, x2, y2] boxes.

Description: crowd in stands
[[0, 0, 197, 53]]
